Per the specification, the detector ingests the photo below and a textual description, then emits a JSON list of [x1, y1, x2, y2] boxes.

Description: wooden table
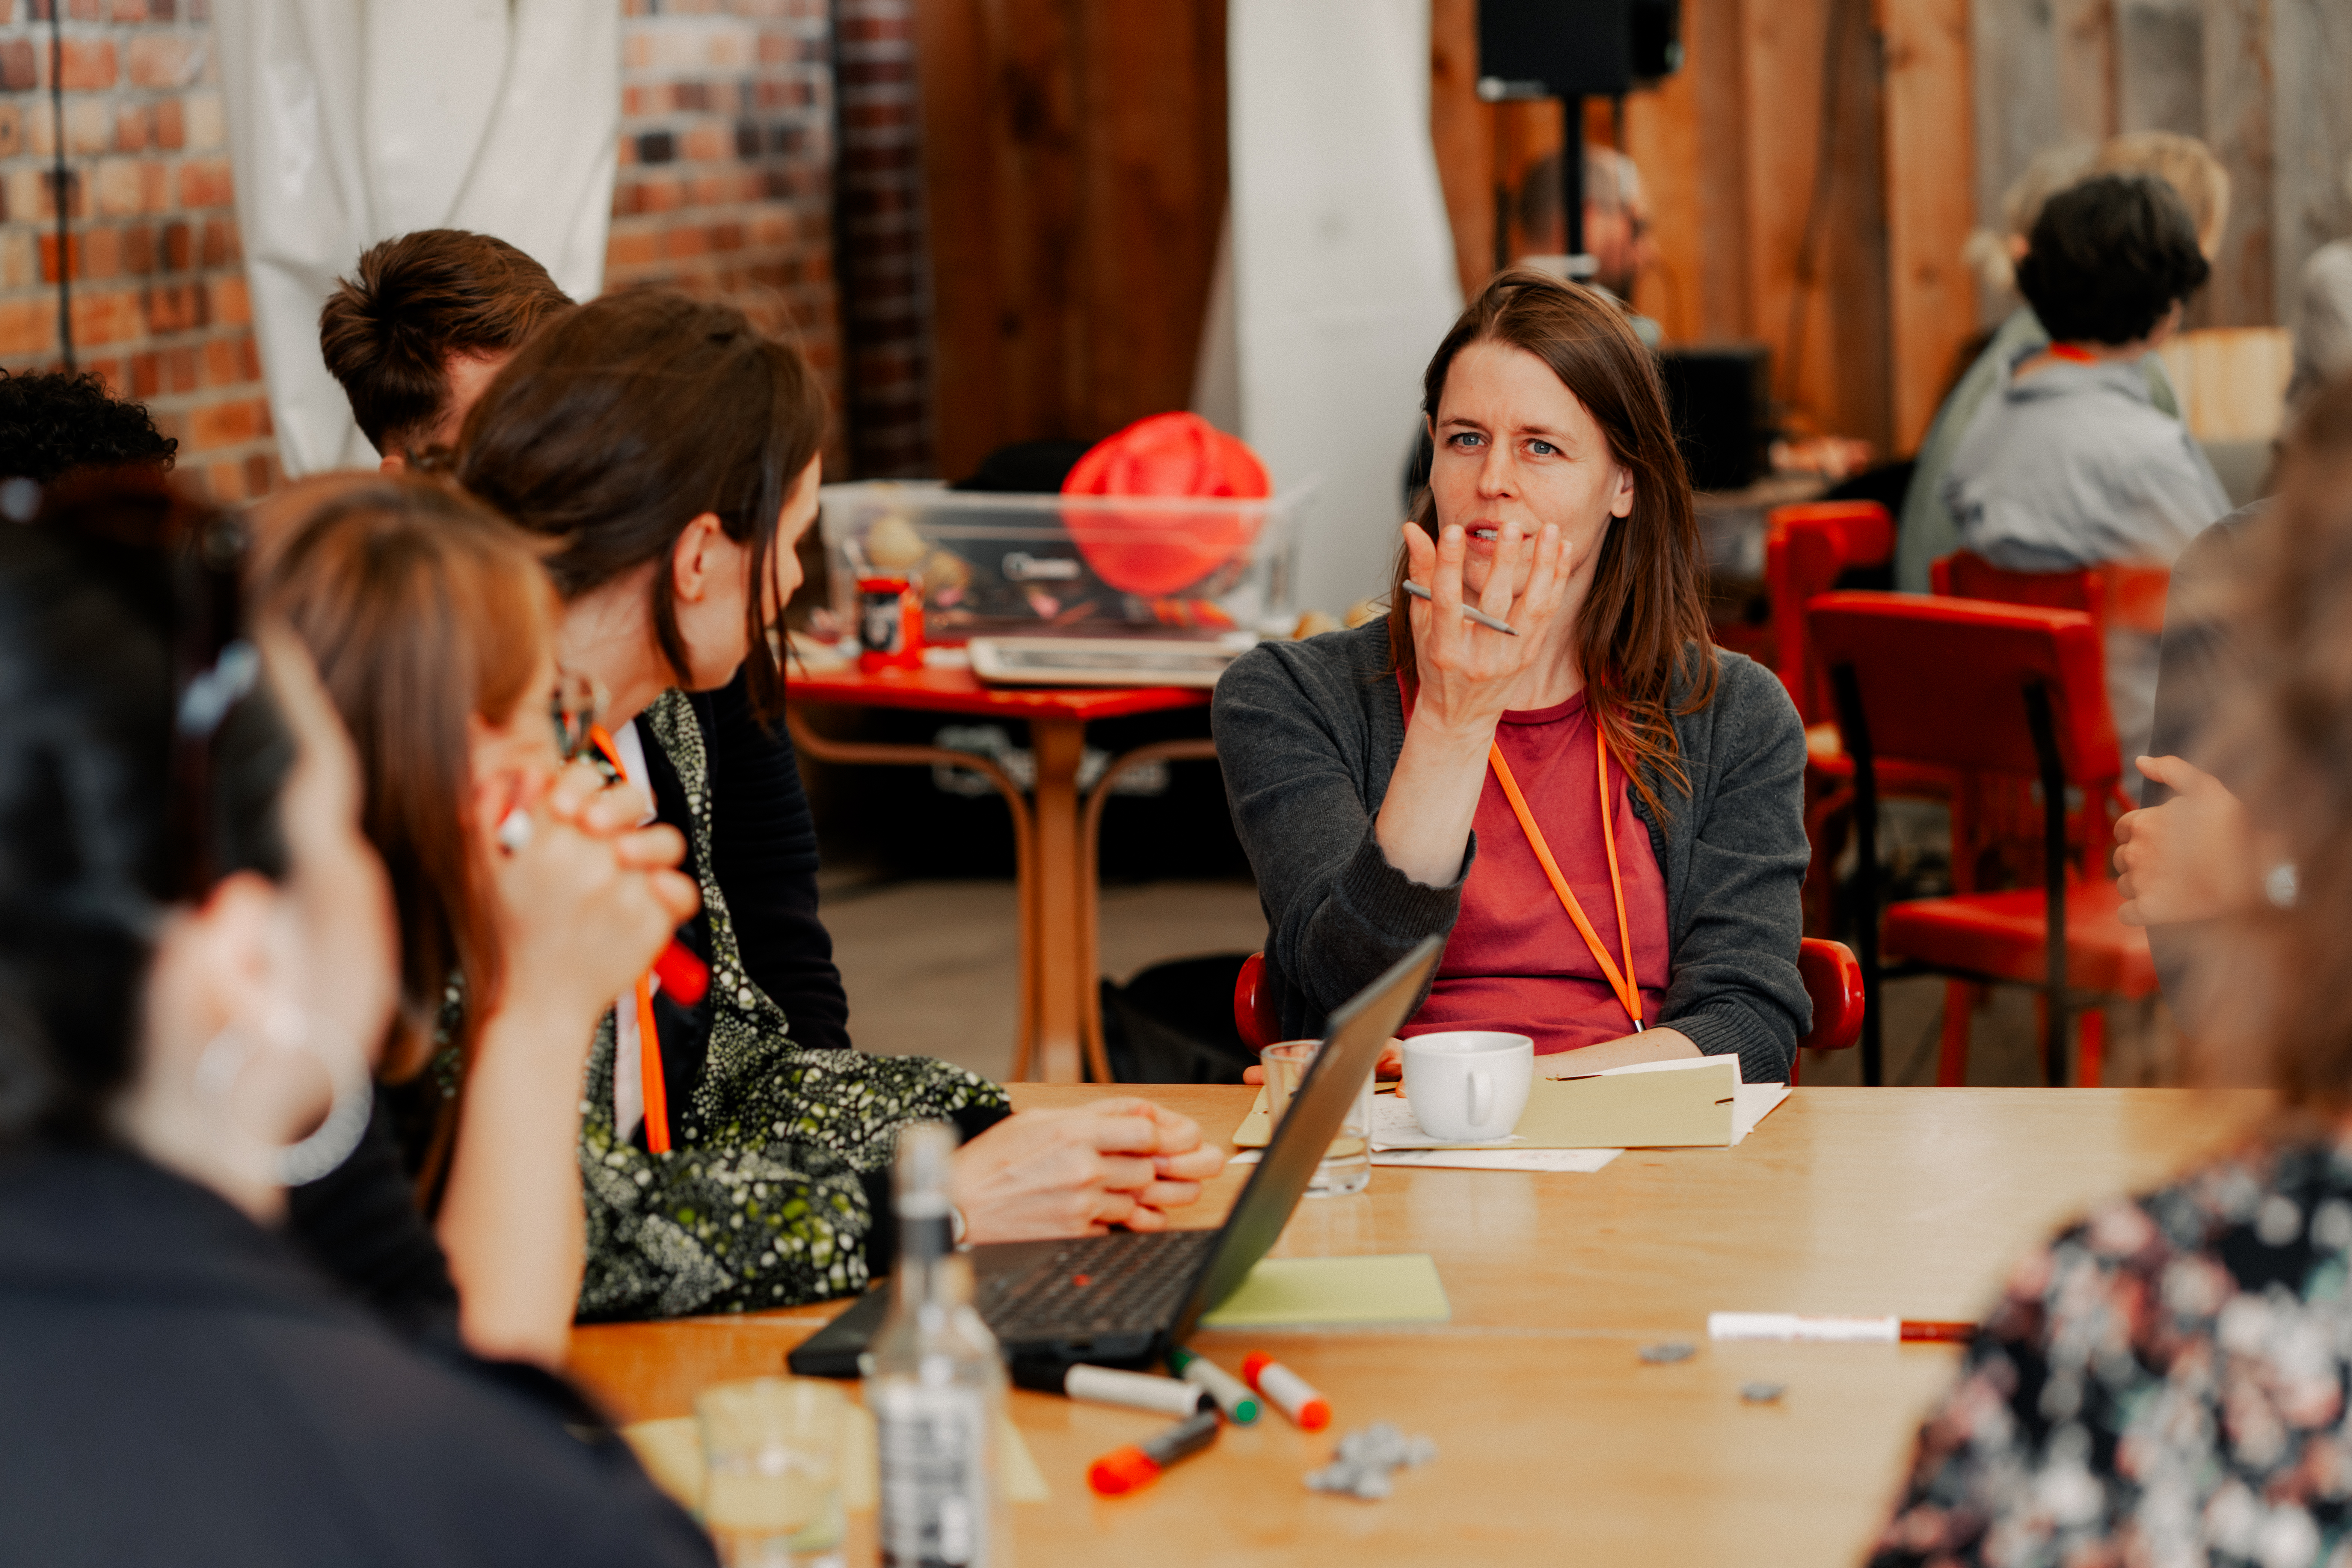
[[784, 667, 1211, 1081], [571, 1082, 2266, 1566]]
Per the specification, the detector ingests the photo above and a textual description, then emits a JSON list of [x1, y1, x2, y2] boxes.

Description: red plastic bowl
[[1061, 412, 1270, 597]]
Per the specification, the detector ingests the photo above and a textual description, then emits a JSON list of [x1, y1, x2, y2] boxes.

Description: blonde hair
[[1965, 141, 2096, 300], [2094, 132, 2231, 257]]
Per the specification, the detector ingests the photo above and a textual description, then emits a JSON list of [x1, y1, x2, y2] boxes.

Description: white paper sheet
[[1225, 1147, 1622, 1173]]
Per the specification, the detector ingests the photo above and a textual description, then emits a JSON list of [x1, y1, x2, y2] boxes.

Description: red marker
[[1087, 1408, 1220, 1497], [1242, 1352, 1329, 1430]]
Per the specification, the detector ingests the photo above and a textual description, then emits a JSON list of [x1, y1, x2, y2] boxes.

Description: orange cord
[[589, 724, 673, 1153], [1486, 728, 1644, 1032]]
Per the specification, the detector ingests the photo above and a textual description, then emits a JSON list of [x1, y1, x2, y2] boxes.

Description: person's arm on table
[[438, 763, 699, 1366], [951, 1098, 1226, 1242]]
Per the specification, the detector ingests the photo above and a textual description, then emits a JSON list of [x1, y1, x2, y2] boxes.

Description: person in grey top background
[[1895, 133, 2227, 595], [1944, 174, 2228, 768]]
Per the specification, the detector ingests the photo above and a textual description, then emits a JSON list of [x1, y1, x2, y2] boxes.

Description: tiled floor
[[823, 875, 2169, 1088]]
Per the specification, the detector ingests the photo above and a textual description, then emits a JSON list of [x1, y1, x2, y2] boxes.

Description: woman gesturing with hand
[[1216, 271, 1811, 1086]]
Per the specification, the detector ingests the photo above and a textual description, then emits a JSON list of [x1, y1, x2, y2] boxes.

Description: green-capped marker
[[1169, 1347, 1260, 1423]]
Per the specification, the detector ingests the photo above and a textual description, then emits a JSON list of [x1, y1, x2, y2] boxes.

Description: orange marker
[[1242, 1352, 1329, 1430], [1086, 1408, 1219, 1497]]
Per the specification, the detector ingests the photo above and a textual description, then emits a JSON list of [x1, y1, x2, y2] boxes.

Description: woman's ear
[[1610, 463, 1637, 519], [668, 512, 729, 604]]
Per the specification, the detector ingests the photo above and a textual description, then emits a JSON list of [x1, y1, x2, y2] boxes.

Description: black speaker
[[1478, 0, 1633, 99], [1477, 2, 1681, 99], [1629, 0, 1682, 81], [1657, 343, 1772, 494]]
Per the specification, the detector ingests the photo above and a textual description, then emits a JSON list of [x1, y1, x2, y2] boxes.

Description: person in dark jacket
[[1215, 270, 1809, 1086], [0, 477, 714, 1567]]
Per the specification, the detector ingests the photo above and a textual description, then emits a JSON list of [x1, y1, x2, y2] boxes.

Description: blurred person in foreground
[[1897, 132, 2228, 592], [0, 367, 178, 488], [1871, 371, 2352, 1565], [0, 477, 712, 1566], [1944, 172, 2227, 768]]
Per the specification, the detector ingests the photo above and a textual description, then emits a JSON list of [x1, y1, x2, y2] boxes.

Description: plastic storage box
[[818, 480, 1311, 642]]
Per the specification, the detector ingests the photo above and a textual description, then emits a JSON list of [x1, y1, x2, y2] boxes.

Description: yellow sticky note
[[1197, 1253, 1451, 1328]]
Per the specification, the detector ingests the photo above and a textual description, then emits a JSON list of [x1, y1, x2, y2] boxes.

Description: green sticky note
[[1197, 1254, 1451, 1328]]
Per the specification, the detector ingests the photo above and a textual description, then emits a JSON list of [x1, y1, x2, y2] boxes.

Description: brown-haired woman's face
[[1429, 339, 1634, 603]]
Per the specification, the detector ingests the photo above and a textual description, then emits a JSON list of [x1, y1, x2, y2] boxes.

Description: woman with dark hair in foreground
[[1873, 373, 2352, 1565], [0, 477, 711, 1565]]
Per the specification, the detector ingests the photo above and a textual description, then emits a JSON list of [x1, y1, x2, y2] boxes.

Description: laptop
[[787, 937, 1442, 1384]]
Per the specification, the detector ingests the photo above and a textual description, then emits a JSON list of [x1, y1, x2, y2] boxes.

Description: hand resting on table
[[949, 1098, 1227, 1244]]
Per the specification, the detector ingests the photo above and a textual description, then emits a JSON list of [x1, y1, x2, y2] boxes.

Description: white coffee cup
[[1400, 1031, 1536, 1142]]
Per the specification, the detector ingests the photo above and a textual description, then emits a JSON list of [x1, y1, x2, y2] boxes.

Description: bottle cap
[[1241, 1351, 1272, 1389], [1086, 1446, 1161, 1496]]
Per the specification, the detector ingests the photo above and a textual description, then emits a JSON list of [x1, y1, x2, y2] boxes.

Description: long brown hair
[[247, 472, 555, 1084], [453, 288, 829, 721], [1388, 269, 1715, 816], [2217, 374, 2352, 1109]]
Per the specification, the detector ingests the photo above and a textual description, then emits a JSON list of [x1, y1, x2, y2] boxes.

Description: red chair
[[1233, 939, 1864, 1078], [1767, 502, 1952, 932], [1806, 592, 2157, 1088], [1933, 551, 2170, 637], [1767, 501, 1895, 724]]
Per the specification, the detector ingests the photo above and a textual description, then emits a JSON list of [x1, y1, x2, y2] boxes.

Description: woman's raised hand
[[479, 761, 702, 1030], [1402, 517, 1568, 730]]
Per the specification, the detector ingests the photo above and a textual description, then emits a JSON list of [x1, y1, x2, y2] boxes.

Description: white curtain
[[1221, 0, 1464, 617], [213, 0, 621, 474]]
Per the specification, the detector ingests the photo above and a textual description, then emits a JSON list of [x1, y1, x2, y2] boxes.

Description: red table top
[[784, 664, 1211, 722]]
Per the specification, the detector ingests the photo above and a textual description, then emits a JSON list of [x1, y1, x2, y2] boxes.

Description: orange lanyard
[[1400, 677, 1644, 1032], [589, 723, 673, 1154]]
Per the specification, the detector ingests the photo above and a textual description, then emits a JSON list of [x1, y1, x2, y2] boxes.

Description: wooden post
[[1879, 0, 1976, 454]]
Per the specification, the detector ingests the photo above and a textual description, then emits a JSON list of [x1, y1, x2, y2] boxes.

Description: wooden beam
[[1622, 40, 1702, 342], [1880, 0, 1975, 453], [1689, 0, 1750, 340], [2201, 0, 2274, 329], [2271, 0, 2352, 320], [1427, 0, 1496, 302]]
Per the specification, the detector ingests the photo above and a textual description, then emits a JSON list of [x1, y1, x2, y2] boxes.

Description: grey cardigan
[[1213, 623, 1811, 1085]]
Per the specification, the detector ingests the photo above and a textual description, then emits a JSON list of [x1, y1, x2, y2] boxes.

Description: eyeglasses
[[550, 668, 606, 763]]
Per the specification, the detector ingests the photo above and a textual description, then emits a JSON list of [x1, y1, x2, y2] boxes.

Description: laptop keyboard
[[982, 1229, 1220, 1340]]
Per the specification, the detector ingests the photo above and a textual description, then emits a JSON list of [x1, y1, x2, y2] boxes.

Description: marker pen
[[1167, 1348, 1259, 1424], [1708, 1313, 1977, 1344], [1241, 1351, 1330, 1430], [1087, 1408, 1221, 1497], [1061, 1364, 1212, 1418]]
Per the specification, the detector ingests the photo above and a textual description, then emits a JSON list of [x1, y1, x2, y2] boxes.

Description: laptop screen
[[1168, 936, 1444, 1343]]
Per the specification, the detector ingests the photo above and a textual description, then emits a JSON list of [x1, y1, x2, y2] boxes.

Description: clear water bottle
[[866, 1123, 1006, 1568]]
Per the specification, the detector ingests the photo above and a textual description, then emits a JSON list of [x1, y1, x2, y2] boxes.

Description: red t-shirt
[[1400, 690, 1671, 1055]]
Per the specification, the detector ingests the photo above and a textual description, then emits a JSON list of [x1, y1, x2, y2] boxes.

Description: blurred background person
[[0, 368, 180, 490], [1898, 133, 2226, 592], [1942, 172, 2225, 768]]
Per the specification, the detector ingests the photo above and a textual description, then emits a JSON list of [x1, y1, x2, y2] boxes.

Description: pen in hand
[[1402, 580, 1518, 637]]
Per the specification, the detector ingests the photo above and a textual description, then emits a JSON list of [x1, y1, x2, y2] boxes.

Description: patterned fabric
[[572, 691, 1006, 1321], [1873, 1138, 2352, 1568]]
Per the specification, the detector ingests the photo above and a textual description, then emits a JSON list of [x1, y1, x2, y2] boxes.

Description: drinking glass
[[696, 1376, 846, 1568], [1260, 1038, 1372, 1196]]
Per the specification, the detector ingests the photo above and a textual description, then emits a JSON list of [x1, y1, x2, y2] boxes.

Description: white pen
[[1402, 580, 1518, 637]]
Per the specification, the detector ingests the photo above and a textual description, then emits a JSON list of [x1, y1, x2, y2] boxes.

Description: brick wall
[[0, 1, 275, 502], [833, 0, 931, 477], [0, 0, 846, 500], [609, 0, 843, 427]]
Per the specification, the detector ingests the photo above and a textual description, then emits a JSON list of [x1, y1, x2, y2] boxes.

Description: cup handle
[[1468, 1070, 1490, 1127]]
